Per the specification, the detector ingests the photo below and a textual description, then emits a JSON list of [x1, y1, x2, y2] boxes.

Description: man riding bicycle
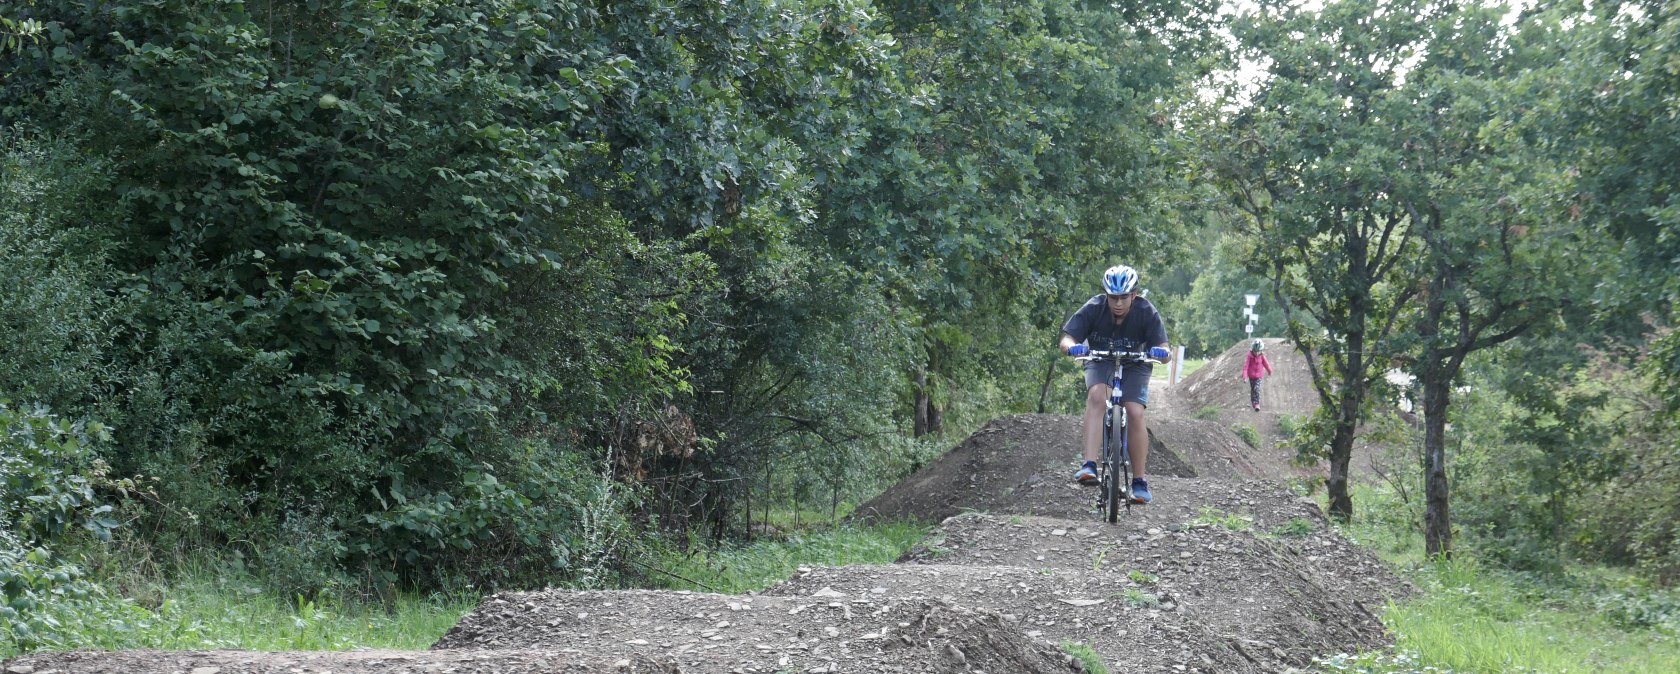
[[1058, 265, 1172, 504]]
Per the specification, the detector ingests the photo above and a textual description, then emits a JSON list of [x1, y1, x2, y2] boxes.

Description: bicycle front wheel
[[1104, 407, 1121, 524], [1117, 406, 1133, 510]]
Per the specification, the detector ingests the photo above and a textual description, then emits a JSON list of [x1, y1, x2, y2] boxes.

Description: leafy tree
[[1369, 1, 1587, 557], [2, 0, 689, 589], [1163, 231, 1298, 358], [0, 0, 1228, 591], [1410, 0, 1680, 575], [1210, 0, 1426, 521], [849, 0, 1219, 431]]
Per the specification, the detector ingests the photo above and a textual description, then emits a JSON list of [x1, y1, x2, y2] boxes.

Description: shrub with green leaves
[[1231, 422, 1261, 449], [1, 0, 693, 592], [1, 403, 119, 545], [0, 134, 121, 414], [0, 402, 128, 651]]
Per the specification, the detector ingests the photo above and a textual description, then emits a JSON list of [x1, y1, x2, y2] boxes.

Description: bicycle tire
[[1104, 406, 1121, 524], [1117, 405, 1133, 512]]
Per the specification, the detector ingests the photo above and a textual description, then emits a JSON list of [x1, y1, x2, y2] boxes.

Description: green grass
[[1060, 640, 1109, 674], [140, 582, 472, 651], [1117, 587, 1160, 608], [1190, 506, 1255, 531], [5, 517, 928, 658], [749, 502, 866, 531], [658, 520, 929, 594], [1176, 358, 1209, 380], [4, 570, 476, 656], [1270, 516, 1317, 537], [1194, 404, 1222, 420], [1311, 483, 1680, 673]]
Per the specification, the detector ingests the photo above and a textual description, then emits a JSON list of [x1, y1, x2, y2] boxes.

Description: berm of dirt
[[6, 340, 1414, 673]]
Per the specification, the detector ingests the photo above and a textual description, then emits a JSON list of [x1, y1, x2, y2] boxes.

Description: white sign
[[1245, 293, 1260, 307]]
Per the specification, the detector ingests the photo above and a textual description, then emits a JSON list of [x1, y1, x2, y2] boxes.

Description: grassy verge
[[1313, 483, 1680, 673], [3, 570, 477, 656], [5, 517, 928, 658], [115, 581, 474, 652]]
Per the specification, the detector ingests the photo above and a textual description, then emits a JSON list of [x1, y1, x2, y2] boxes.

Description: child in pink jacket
[[1240, 340, 1273, 411]]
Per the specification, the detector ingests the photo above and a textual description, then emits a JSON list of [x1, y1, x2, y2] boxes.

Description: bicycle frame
[[1077, 350, 1158, 523]]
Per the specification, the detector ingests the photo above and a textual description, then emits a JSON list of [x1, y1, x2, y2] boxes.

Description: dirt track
[[4, 340, 1413, 673]]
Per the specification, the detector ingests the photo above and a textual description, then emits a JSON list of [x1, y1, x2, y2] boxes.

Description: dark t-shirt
[[1061, 295, 1169, 353]]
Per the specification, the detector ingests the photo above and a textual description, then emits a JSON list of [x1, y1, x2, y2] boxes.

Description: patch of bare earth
[[434, 590, 1079, 673], [7, 339, 1415, 673]]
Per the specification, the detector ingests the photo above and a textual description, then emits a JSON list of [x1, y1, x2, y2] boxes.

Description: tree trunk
[[1326, 330, 1367, 523], [1326, 403, 1358, 522], [1037, 355, 1057, 414], [1422, 374, 1452, 557], [913, 369, 930, 437], [1417, 273, 1453, 559]]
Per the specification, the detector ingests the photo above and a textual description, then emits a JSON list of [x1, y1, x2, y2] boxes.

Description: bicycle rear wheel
[[1104, 407, 1121, 524]]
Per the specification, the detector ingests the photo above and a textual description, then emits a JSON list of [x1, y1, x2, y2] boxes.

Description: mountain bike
[[1076, 349, 1160, 524]]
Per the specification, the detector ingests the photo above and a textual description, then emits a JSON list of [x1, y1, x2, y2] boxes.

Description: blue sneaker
[[1074, 461, 1098, 485], [1130, 477, 1153, 504]]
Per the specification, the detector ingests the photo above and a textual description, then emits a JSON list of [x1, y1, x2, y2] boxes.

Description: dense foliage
[[1, 0, 1677, 655], [0, 0, 1218, 610], [1201, 0, 1678, 566]]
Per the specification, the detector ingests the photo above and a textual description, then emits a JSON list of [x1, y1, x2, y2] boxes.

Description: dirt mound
[[1158, 338, 1414, 483], [857, 447, 1332, 534], [852, 414, 1267, 523], [768, 526, 1394, 674], [764, 562, 1254, 673], [0, 648, 685, 673], [897, 512, 1409, 627], [433, 589, 1079, 673], [1165, 338, 1319, 418]]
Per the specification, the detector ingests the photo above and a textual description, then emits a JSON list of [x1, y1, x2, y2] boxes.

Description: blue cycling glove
[[1068, 344, 1090, 357], [1150, 346, 1170, 360]]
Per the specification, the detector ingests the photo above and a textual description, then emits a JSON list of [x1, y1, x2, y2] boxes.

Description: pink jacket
[[1243, 352, 1273, 380]]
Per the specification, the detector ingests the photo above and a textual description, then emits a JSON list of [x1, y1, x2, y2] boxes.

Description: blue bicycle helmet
[[1102, 265, 1139, 295]]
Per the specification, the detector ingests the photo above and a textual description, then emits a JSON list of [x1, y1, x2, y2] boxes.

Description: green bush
[[356, 448, 649, 593], [1231, 422, 1261, 449], [0, 133, 122, 413], [1277, 414, 1302, 437], [1194, 405, 1221, 420], [0, 402, 132, 652], [1, 404, 119, 546], [1, 4, 686, 593]]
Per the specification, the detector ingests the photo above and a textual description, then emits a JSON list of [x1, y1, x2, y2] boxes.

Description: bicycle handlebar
[[1074, 350, 1162, 365]]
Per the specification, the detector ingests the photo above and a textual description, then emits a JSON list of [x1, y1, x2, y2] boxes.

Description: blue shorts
[[1084, 362, 1152, 407]]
